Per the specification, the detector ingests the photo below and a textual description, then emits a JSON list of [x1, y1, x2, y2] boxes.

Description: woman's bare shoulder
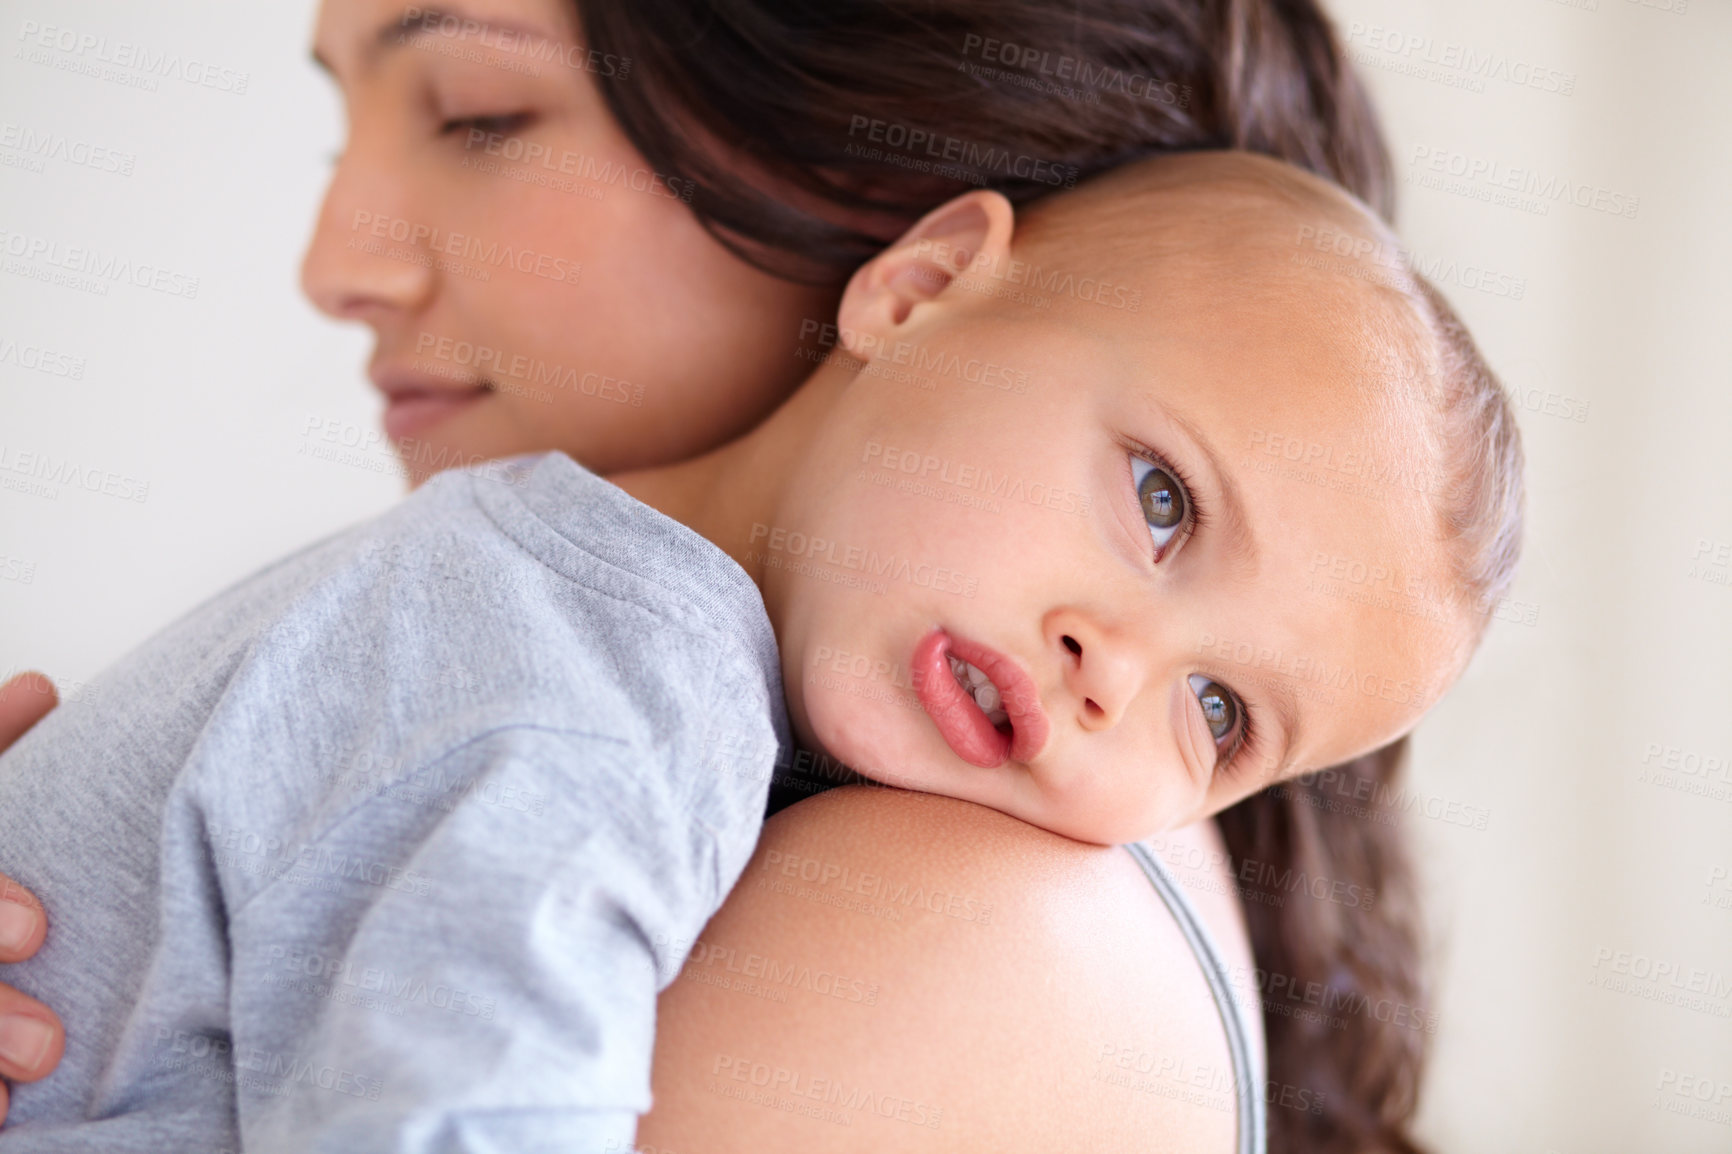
[[637, 787, 1246, 1153]]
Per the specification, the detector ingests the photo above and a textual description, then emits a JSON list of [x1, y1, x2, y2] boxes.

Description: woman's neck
[[607, 358, 852, 598]]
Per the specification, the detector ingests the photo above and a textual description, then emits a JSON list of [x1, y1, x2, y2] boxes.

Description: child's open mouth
[[946, 654, 1012, 731], [911, 629, 1049, 769]]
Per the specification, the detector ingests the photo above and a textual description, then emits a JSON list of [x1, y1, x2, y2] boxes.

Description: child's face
[[766, 184, 1473, 844], [303, 0, 835, 482]]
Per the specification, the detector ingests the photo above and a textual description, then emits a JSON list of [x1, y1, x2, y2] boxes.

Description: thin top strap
[[1122, 840, 1267, 1154]]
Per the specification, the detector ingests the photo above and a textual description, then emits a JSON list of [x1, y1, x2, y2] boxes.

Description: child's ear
[[835, 190, 1015, 357]]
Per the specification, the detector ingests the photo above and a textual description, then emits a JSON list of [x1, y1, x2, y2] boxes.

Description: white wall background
[[1322, 1, 1732, 1150], [1, 1, 1728, 1149]]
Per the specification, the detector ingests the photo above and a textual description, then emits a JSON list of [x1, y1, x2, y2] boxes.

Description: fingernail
[[0, 1016, 53, 1073], [0, 902, 38, 953]]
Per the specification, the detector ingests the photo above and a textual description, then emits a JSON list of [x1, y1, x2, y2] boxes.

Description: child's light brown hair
[[1022, 150, 1526, 1152]]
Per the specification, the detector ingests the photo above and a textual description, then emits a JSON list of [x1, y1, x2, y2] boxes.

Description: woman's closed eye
[[439, 112, 536, 139]]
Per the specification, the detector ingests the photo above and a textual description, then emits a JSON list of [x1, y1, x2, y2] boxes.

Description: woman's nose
[[1042, 608, 1147, 732], [299, 149, 435, 323]]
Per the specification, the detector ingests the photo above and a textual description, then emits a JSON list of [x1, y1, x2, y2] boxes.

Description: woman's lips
[[912, 629, 1050, 769], [371, 365, 492, 442], [380, 387, 489, 442]]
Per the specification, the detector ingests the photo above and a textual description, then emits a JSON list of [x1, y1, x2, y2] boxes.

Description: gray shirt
[[0, 452, 786, 1153]]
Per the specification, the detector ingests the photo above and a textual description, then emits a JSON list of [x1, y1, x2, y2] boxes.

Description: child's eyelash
[[1123, 436, 1257, 778], [1217, 707, 1258, 781], [1125, 437, 1209, 548]]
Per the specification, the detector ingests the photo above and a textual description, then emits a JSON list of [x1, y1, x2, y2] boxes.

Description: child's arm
[[227, 724, 736, 1154]]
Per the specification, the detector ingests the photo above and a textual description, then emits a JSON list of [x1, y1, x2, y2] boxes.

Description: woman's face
[[304, 0, 837, 480]]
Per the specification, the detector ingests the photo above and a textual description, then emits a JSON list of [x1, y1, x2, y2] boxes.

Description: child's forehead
[[1013, 193, 1438, 438], [1034, 243, 1425, 415], [1015, 157, 1423, 346], [1022, 152, 1377, 257], [1023, 201, 1384, 312]]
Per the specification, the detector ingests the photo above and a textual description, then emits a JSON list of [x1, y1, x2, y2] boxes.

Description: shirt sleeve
[[229, 724, 727, 1154]]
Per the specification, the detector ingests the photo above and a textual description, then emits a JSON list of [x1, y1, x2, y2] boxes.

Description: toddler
[[0, 150, 1520, 1152]]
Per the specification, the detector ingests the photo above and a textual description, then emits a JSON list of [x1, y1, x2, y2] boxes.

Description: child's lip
[[912, 629, 1051, 768]]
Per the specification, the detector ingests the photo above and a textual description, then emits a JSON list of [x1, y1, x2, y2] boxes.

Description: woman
[[0, 1, 1439, 1149]]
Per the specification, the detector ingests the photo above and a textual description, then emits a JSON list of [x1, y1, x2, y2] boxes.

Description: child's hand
[[0, 672, 67, 1125]]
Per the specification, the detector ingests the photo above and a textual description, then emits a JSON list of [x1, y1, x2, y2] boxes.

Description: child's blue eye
[[1131, 456, 1188, 553]]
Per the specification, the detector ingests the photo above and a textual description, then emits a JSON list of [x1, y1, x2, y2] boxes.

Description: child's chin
[[1012, 796, 1172, 847], [806, 707, 920, 789], [840, 748, 946, 795]]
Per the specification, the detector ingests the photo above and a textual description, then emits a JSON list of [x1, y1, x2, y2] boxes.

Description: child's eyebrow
[[1164, 409, 1258, 575], [1160, 409, 1308, 783], [1253, 679, 1303, 787]]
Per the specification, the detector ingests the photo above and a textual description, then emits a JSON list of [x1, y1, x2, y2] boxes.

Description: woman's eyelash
[[440, 112, 533, 137]]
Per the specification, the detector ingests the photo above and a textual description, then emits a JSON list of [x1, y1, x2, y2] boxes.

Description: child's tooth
[[973, 682, 1000, 713], [966, 663, 988, 687], [987, 708, 1009, 727]]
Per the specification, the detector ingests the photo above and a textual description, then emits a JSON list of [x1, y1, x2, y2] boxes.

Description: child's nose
[[1042, 609, 1146, 733]]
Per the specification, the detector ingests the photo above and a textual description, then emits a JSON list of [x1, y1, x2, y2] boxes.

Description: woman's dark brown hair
[[569, 3, 1477, 1151], [580, 0, 1394, 280]]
